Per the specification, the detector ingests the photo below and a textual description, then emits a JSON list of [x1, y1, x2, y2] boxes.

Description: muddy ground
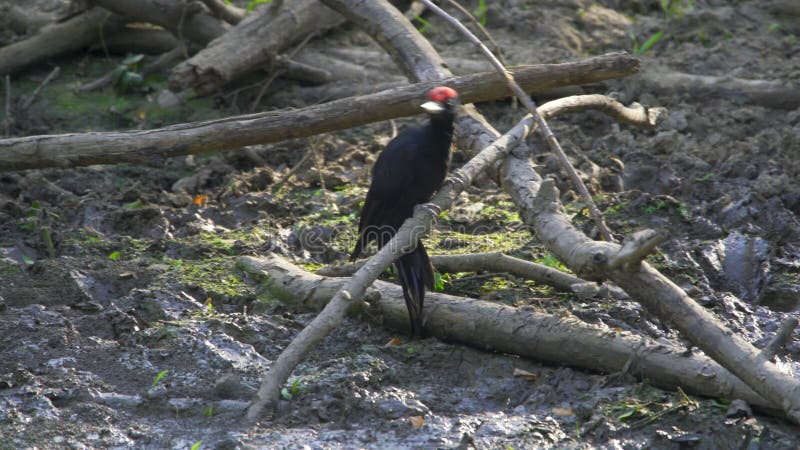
[[1, 0, 800, 448]]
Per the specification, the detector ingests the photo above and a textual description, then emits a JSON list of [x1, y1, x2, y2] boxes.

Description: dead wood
[[263, 80, 405, 107], [504, 169, 800, 423], [168, 0, 344, 95], [0, 3, 52, 36], [319, 251, 629, 300], [92, 0, 226, 45], [321, 0, 800, 424], [20, 66, 60, 110], [94, 28, 181, 55], [642, 69, 800, 110], [0, 8, 127, 76], [240, 253, 786, 419], [0, 53, 637, 172], [244, 99, 543, 421], [761, 317, 799, 361], [199, 0, 246, 24]]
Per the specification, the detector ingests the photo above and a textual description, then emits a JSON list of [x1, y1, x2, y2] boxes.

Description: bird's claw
[[446, 170, 468, 191], [415, 203, 441, 218]]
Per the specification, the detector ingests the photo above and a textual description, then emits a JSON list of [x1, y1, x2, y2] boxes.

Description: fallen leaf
[[193, 194, 209, 207], [552, 407, 574, 416], [409, 415, 425, 429], [385, 337, 403, 347], [512, 368, 538, 381]]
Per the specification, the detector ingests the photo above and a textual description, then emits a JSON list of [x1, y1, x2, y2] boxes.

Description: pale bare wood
[[0, 53, 639, 172], [93, 0, 226, 45], [241, 253, 787, 420], [504, 173, 800, 424], [0, 8, 126, 76], [168, 0, 344, 95]]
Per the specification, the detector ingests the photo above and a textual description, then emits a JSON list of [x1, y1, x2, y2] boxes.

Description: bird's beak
[[421, 101, 445, 113]]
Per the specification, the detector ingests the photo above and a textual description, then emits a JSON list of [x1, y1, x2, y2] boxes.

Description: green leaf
[[203, 406, 214, 417], [190, 441, 203, 450], [122, 54, 145, 66], [152, 369, 169, 387], [433, 272, 446, 292], [123, 199, 145, 210], [108, 251, 121, 261], [636, 31, 664, 55], [246, 0, 272, 12], [414, 15, 434, 33], [280, 387, 293, 400], [473, 0, 488, 26], [21, 254, 35, 265]]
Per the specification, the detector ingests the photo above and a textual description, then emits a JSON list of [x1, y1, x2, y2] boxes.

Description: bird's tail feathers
[[395, 243, 435, 338]]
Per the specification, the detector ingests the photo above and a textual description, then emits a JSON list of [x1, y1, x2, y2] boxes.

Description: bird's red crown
[[427, 86, 458, 103]]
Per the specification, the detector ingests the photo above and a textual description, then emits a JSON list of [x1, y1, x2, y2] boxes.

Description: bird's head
[[421, 86, 459, 115]]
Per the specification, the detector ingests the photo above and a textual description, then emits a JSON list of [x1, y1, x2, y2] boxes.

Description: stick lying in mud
[[0, 53, 638, 172], [243, 93, 662, 421], [320, 246, 630, 300], [321, 0, 800, 425], [239, 253, 789, 420]]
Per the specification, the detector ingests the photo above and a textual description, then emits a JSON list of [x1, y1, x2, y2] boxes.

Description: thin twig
[[420, 0, 616, 242], [761, 317, 798, 361], [404, 1, 426, 19], [271, 147, 317, 193], [3, 75, 11, 137], [250, 32, 317, 112], [311, 137, 330, 209], [439, 0, 507, 70], [199, 0, 246, 24], [21, 67, 60, 111]]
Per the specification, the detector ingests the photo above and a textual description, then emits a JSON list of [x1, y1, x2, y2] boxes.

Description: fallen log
[[92, 0, 226, 45], [240, 253, 784, 419], [93, 28, 181, 55], [0, 53, 638, 172], [0, 8, 127, 76], [168, 0, 345, 95], [642, 69, 800, 110]]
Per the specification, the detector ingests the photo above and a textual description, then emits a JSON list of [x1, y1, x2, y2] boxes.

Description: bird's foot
[[415, 203, 442, 218], [446, 170, 469, 191]]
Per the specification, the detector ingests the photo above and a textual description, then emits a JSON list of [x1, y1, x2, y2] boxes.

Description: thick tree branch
[[240, 254, 788, 420], [0, 53, 638, 172], [0, 8, 126, 76], [92, 0, 226, 45]]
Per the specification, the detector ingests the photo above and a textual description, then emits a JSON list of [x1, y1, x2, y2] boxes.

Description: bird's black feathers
[[350, 90, 456, 337]]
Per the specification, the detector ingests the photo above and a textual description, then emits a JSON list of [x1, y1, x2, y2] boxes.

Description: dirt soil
[[1, 0, 800, 448]]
